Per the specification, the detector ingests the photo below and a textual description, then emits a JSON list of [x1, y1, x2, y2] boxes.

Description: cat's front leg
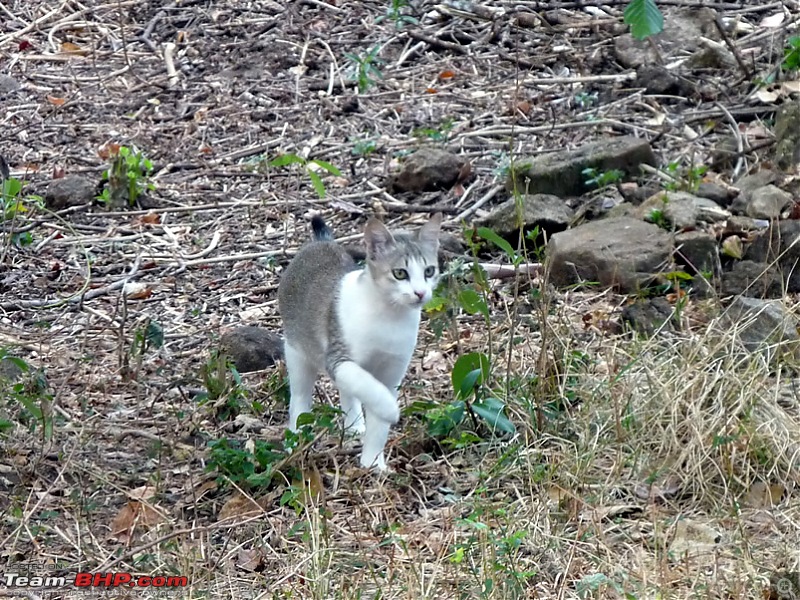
[[340, 393, 366, 436], [361, 409, 391, 471]]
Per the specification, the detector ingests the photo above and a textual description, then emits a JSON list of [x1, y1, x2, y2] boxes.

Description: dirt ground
[[2, 0, 800, 598]]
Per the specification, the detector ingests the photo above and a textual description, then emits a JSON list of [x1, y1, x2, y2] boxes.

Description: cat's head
[[363, 213, 443, 309]]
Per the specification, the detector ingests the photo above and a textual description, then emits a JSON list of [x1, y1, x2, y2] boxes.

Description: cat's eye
[[424, 266, 436, 278], [392, 268, 409, 280]]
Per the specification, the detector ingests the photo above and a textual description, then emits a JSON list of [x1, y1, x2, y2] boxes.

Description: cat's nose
[[414, 290, 425, 300]]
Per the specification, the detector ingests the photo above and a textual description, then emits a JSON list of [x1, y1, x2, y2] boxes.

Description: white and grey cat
[[278, 213, 443, 471]]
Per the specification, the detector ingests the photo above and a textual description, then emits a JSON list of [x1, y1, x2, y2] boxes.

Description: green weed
[[97, 145, 154, 207]]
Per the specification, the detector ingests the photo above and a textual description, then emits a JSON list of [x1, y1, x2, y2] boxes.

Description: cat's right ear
[[364, 218, 395, 259]]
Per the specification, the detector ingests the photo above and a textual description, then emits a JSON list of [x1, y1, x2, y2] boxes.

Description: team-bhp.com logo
[[4, 572, 188, 588]]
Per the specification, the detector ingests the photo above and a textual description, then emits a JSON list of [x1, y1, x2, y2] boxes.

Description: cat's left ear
[[364, 218, 395, 260], [418, 212, 443, 249]]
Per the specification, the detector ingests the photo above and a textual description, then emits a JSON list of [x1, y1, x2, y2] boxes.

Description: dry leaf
[[644, 112, 667, 126], [218, 492, 262, 523], [438, 70, 456, 80], [721, 235, 743, 259], [760, 12, 786, 28], [425, 88, 438, 94], [18, 39, 33, 51], [60, 41, 85, 54], [743, 481, 786, 507], [755, 89, 780, 104], [666, 289, 686, 303], [46, 96, 66, 106], [668, 518, 721, 560], [291, 467, 324, 506], [124, 282, 153, 300], [97, 142, 121, 160], [136, 212, 161, 226], [128, 485, 158, 501], [781, 81, 800, 94], [111, 500, 165, 542], [237, 548, 264, 572]]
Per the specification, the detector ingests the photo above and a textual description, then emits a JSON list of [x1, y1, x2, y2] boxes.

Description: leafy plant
[[345, 47, 384, 94], [122, 319, 163, 381], [0, 349, 53, 439], [624, 0, 664, 40], [2, 177, 43, 222], [574, 91, 598, 108], [375, 0, 418, 29], [198, 350, 249, 420], [784, 36, 800, 71], [582, 167, 624, 190], [351, 138, 378, 156], [261, 153, 341, 199], [663, 161, 707, 192], [97, 145, 154, 207], [411, 117, 455, 143]]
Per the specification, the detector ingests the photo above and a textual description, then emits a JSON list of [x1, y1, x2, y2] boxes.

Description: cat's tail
[[311, 215, 334, 241]]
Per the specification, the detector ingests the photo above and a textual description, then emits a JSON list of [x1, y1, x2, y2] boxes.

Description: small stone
[[721, 260, 782, 298], [389, 148, 469, 193], [695, 182, 737, 207], [44, 176, 96, 210], [220, 326, 283, 373], [546, 217, 671, 293], [675, 230, 718, 274], [0, 75, 19, 96], [476, 194, 573, 239], [744, 185, 792, 220], [621, 297, 677, 335], [724, 297, 800, 363], [637, 191, 726, 229], [507, 136, 657, 198]]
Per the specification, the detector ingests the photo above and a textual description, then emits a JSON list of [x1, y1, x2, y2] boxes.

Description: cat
[[278, 213, 443, 471]]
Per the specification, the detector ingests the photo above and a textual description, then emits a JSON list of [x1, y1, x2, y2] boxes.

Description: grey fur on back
[[278, 237, 356, 365]]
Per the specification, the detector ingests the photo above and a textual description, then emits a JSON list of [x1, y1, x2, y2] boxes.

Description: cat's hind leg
[[285, 342, 318, 431]]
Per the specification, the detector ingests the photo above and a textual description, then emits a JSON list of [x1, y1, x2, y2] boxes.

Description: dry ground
[[2, 0, 800, 598]]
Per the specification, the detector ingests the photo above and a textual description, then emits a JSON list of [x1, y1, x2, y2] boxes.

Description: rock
[[721, 260, 782, 298], [220, 327, 283, 373], [613, 8, 718, 68], [730, 170, 780, 214], [675, 231, 718, 274], [621, 297, 677, 335], [637, 191, 727, 229], [744, 220, 800, 293], [687, 42, 736, 70], [774, 100, 800, 172], [0, 356, 25, 383], [695, 182, 737, 207], [44, 176, 96, 210], [389, 148, 470, 193], [546, 217, 671, 292], [476, 194, 573, 239], [0, 75, 19, 97], [724, 215, 769, 236], [744, 185, 792, 219], [507, 136, 657, 198], [635, 65, 692, 95], [723, 297, 800, 363]]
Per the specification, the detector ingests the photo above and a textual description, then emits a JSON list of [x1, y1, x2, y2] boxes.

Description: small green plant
[[261, 153, 341, 199], [574, 91, 598, 108], [411, 117, 455, 143], [97, 146, 154, 207], [375, 0, 418, 29], [351, 138, 378, 156], [1, 177, 43, 246], [121, 319, 163, 380], [624, 0, 664, 40], [198, 350, 249, 420], [784, 36, 800, 71], [647, 207, 669, 230], [663, 161, 707, 192], [345, 47, 384, 94], [582, 167, 624, 190], [0, 349, 53, 439]]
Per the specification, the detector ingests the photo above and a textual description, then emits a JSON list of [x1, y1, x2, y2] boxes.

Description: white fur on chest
[[337, 270, 421, 376]]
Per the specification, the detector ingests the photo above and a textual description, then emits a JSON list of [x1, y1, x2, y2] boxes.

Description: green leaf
[[424, 295, 448, 312], [623, 0, 664, 40], [268, 153, 306, 168], [309, 159, 341, 176], [145, 321, 163, 349], [307, 170, 326, 199], [457, 289, 488, 318], [472, 398, 515, 434], [451, 352, 490, 399], [476, 227, 515, 258]]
